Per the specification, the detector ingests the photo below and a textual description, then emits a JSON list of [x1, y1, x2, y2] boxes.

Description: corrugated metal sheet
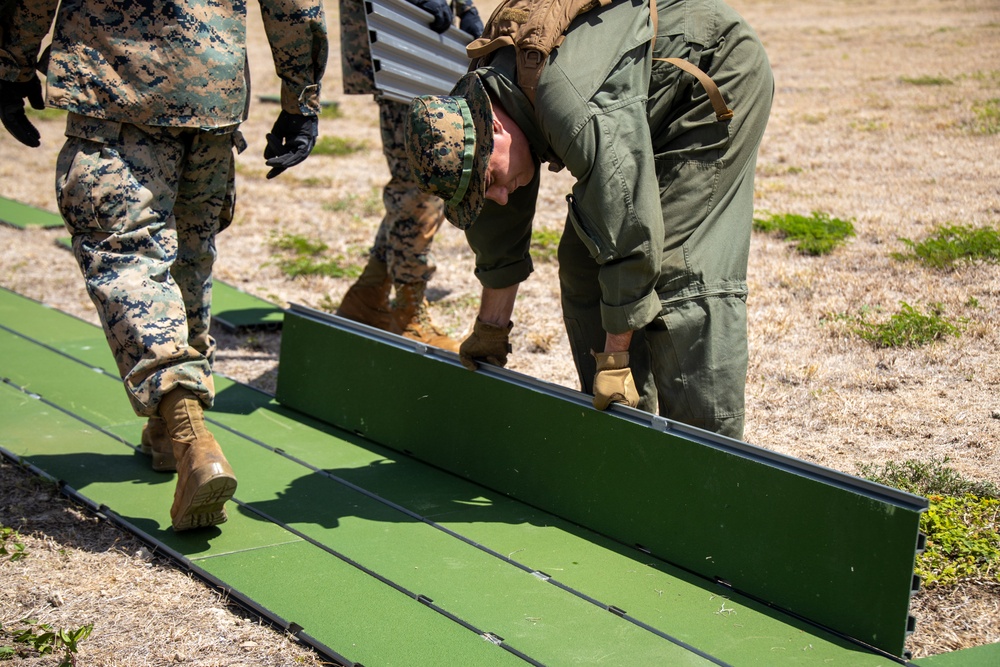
[[366, 0, 473, 103]]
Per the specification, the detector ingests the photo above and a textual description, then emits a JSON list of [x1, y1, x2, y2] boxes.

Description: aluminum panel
[[366, 0, 472, 102]]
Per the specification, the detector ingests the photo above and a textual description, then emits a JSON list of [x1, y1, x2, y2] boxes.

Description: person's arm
[[259, 0, 328, 116], [259, 0, 329, 178], [452, 0, 483, 37], [478, 285, 517, 328], [604, 330, 632, 354], [458, 159, 538, 370], [0, 1, 59, 147], [458, 284, 518, 371]]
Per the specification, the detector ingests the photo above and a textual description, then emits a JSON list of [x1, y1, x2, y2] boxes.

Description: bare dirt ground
[[1, 0, 999, 663]]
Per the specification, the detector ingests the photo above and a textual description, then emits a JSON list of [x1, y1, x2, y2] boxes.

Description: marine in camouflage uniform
[[0, 0, 328, 531], [335, 0, 482, 351]]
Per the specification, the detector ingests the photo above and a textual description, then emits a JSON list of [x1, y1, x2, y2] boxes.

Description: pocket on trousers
[[217, 130, 244, 233], [55, 138, 117, 236]]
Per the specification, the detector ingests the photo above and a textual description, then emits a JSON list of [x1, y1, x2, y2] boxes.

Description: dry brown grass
[[1, 0, 999, 662]]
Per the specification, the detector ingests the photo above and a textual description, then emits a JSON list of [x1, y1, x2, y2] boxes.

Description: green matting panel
[[276, 304, 928, 658], [209, 281, 284, 331], [0, 286, 927, 665], [0, 196, 63, 228], [912, 642, 1000, 666]]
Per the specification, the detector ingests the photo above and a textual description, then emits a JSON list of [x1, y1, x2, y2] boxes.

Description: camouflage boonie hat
[[405, 73, 493, 230]]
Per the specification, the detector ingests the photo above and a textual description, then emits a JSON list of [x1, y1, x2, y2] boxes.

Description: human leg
[[647, 4, 773, 438], [377, 98, 458, 351], [335, 97, 451, 342], [55, 114, 237, 528]]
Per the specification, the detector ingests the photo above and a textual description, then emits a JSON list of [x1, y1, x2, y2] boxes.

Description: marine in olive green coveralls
[[466, 0, 773, 438]]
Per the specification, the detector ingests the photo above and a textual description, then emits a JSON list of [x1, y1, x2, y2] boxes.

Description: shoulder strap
[[649, 0, 733, 121], [466, 0, 612, 106]]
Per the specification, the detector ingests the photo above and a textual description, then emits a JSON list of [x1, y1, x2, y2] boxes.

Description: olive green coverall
[[466, 0, 773, 438]]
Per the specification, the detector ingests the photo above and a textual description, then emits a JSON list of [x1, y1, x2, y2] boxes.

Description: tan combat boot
[[393, 282, 461, 352], [335, 257, 402, 334], [140, 417, 177, 472], [159, 389, 238, 532]]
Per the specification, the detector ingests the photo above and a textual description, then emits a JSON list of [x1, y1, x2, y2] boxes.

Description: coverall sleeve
[[0, 1, 58, 82], [259, 0, 329, 115], [464, 166, 540, 289], [544, 45, 663, 334]]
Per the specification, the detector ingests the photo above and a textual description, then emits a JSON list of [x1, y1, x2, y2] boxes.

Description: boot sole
[[172, 464, 238, 532]]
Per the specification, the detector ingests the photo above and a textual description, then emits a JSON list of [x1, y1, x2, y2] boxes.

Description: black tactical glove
[[459, 6, 484, 38], [409, 0, 453, 33], [263, 111, 318, 179], [592, 350, 640, 410], [0, 76, 45, 148], [459, 318, 513, 371]]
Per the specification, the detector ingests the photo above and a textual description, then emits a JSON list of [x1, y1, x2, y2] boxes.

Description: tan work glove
[[459, 318, 513, 371], [592, 350, 640, 410]]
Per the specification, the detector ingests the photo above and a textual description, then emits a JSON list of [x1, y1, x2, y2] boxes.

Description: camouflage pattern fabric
[[370, 98, 446, 284], [55, 113, 244, 417], [0, 0, 328, 126], [1, 0, 327, 418], [404, 72, 493, 230]]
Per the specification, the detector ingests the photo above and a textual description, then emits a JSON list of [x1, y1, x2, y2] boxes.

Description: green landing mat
[[209, 281, 284, 331], [0, 286, 923, 665], [912, 642, 1000, 666], [277, 304, 928, 658], [0, 196, 63, 229], [52, 237, 282, 330]]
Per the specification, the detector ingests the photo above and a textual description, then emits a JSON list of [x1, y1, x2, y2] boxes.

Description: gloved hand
[[410, 0, 453, 33], [459, 6, 484, 38], [263, 111, 318, 179], [459, 318, 513, 371], [0, 76, 45, 148], [592, 350, 640, 410]]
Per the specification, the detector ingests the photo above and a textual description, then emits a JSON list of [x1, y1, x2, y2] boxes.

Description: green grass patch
[[970, 98, 1000, 134], [0, 525, 26, 562], [531, 228, 561, 262], [900, 75, 953, 86], [753, 211, 855, 255], [312, 135, 370, 157], [323, 188, 383, 218], [268, 233, 362, 279], [319, 103, 343, 120], [894, 224, 1000, 269], [25, 107, 67, 122], [851, 301, 965, 348], [1, 619, 93, 665], [858, 458, 999, 589]]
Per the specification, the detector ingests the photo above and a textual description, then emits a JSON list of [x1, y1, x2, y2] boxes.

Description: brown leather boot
[[140, 417, 176, 472], [159, 389, 238, 532], [336, 257, 402, 333], [393, 282, 461, 352]]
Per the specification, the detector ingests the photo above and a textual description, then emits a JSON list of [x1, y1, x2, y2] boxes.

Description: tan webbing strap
[[649, 1, 733, 122], [657, 57, 733, 121]]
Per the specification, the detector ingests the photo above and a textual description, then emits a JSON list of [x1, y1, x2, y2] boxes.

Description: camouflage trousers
[[55, 113, 243, 418], [370, 98, 445, 285]]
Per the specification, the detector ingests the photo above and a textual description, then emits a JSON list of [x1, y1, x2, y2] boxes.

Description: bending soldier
[[405, 0, 773, 438]]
